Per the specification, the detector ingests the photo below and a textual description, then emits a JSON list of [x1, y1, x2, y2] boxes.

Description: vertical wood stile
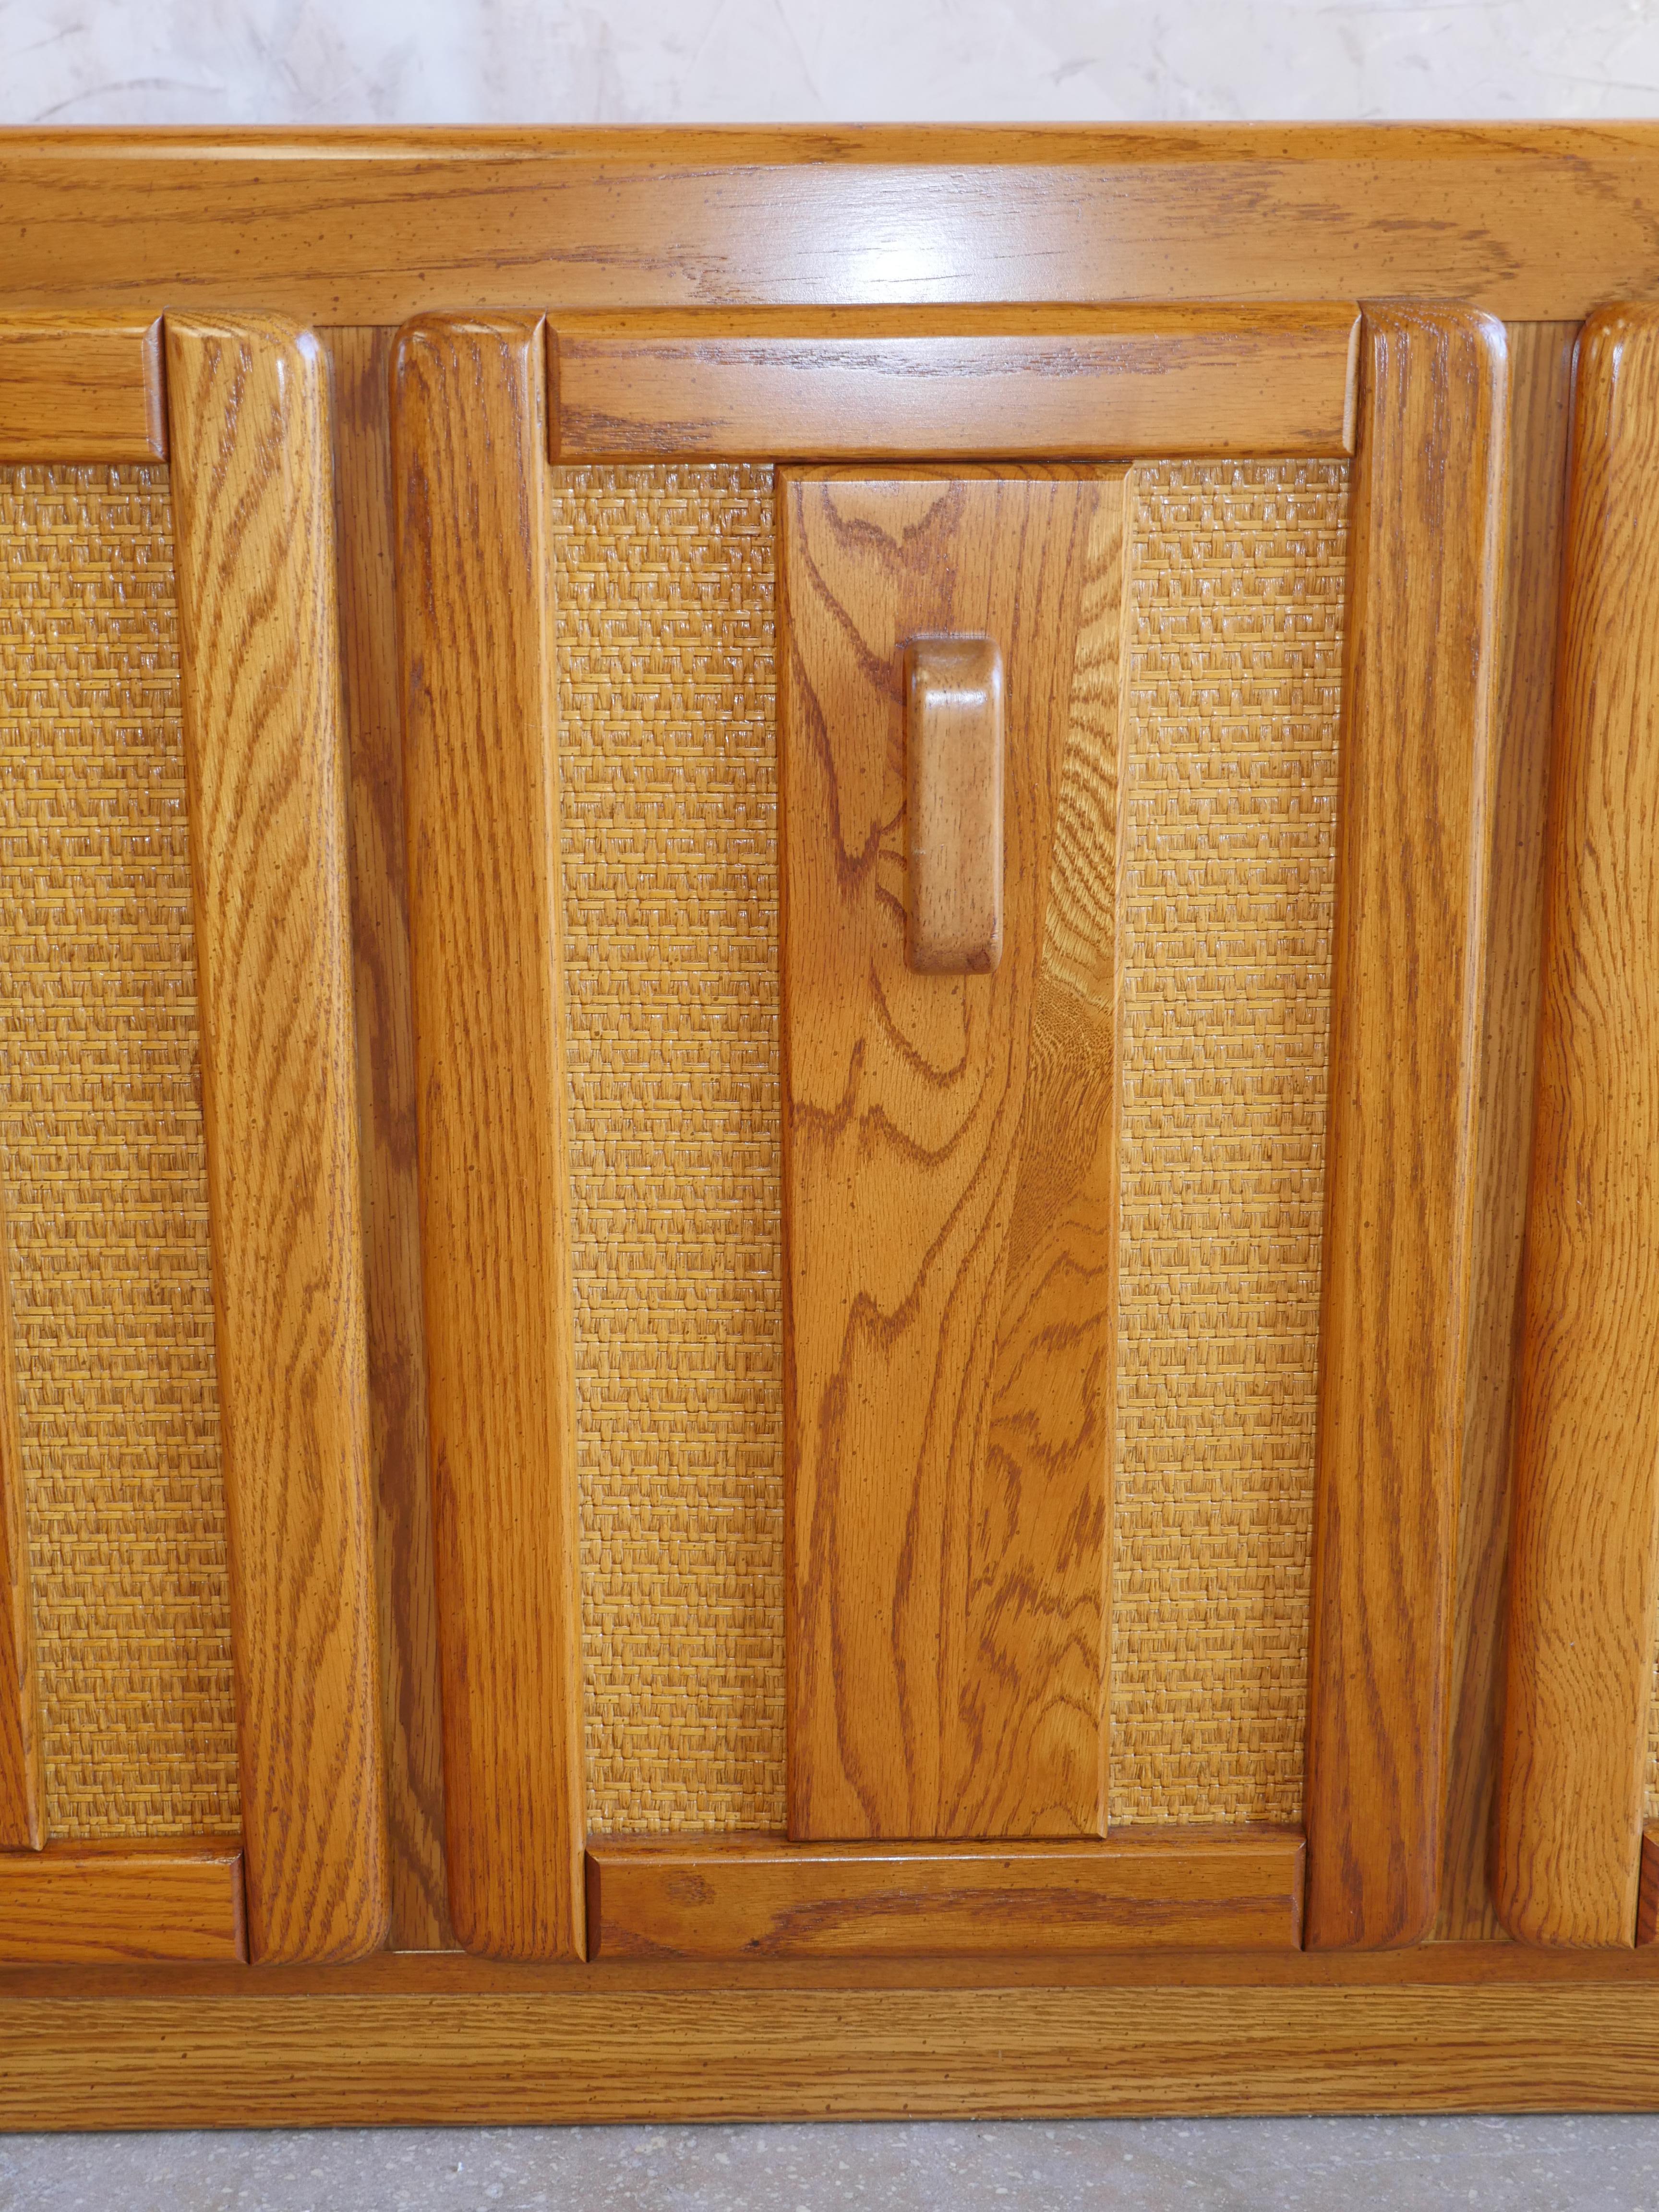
[[1304, 306, 1508, 1950], [1436, 324, 1576, 1942], [326, 324, 456, 1953], [0, 1179, 40, 1849], [166, 313, 389, 1963], [1497, 306, 1659, 1948], [391, 314, 585, 1960]]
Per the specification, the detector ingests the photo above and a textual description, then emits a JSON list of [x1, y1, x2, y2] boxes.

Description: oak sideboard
[[2, 125, 1659, 2125]]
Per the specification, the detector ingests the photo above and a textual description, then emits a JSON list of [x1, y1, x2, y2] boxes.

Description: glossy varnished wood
[[392, 313, 584, 1961], [7, 122, 1659, 2123], [0, 312, 165, 460], [1497, 307, 1659, 1950], [1438, 324, 1577, 1942], [587, 1831, 1304, 1958], [8, 1933, 1659, 2001], [781, 468, 1124, 1841], [15, 131, 1659, 322], [0, 1180, 39, 1851], [550, 305, 1359, 459], [1304, 307, 1508, 1950], [167, 312, 388, 1966], [904, 635, 1004, 973], [14, 1975, 1659, 2123], [0, 1845, 245, 1965], [326, 325, 455, 1953]]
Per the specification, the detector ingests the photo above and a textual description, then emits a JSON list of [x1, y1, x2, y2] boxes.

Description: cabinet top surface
[[0, 124, 1655, 322]]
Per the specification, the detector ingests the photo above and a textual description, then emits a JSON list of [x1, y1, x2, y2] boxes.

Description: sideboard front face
[[5, 131, 1659, 2122]]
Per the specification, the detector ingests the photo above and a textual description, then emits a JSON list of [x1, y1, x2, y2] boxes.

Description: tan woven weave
[[555, 458, 1347, 1833], [1110, 459, 1348, 1825], [553, 464, 786, 1832], [0, 464, 239, 1838]]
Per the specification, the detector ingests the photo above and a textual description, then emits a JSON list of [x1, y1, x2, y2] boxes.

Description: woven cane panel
[[1109, 458, 1348, 1826], [553, 464, 786, 1833], [0, 465, 240, 1838]]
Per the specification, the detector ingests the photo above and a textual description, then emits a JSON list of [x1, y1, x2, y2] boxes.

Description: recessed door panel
[[781, 468, 1126, 1842]]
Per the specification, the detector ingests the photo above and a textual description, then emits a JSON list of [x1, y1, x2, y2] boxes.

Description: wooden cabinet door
[[776, 311, 1508, 1953], [0, 314, 385, 1965], [385, 300, 1505, 1961]]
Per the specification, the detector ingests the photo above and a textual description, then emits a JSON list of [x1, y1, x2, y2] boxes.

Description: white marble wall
[[3, 0, 1657, 126]]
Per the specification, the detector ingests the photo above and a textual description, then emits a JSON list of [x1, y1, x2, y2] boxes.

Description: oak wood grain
[[167, 311, 390, 1965], [1496, 306, 1659, 1950], [16, 132, 1659, 322], [781, 467, 1126, 1841], [16, 1978, 1659, 2124], [9, 1929, 1659, 2003], [325, 325, 455, 1953], [1303, 306, 1508, 1950], [905, 636, 1004, 974], [1437, 324, 1577, 1944], [0, 1171, 40, 1851], [0, 312, 164, 460], [550, 306, 1359, 460], [587, 1830, 1304, 1958], [392, 313, 585, 1961], [0, 1844, 245, 1965]]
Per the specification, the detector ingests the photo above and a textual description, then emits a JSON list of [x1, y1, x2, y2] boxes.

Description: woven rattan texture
[[0, 465, 239, 1839], [553, 464, 785, 1832], [1110, 458, 1348, 1826]]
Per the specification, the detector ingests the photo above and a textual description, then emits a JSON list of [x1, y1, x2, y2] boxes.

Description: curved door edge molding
[[168, 312, 390, 1965], [391, 313, 586, 1962], [1497, 304, 1659, 1950], [1304, 304, 1509, 1949]]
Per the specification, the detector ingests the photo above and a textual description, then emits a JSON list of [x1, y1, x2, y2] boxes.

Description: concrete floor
[[2, 2116, 1659, 2210]]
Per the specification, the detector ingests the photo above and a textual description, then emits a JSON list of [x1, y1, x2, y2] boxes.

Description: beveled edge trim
[[587, 1830, 1305, 1960], [0, 313, 165, 461], [0, 1841, 246, 1964], [548, 305, 1361, 461]]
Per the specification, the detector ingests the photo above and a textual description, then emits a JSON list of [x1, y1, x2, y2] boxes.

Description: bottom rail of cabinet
[[6, 1953, 1659, 2125]]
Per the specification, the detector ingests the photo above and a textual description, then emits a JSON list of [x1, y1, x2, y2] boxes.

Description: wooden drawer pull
[[905, 635, 1004, 974]]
